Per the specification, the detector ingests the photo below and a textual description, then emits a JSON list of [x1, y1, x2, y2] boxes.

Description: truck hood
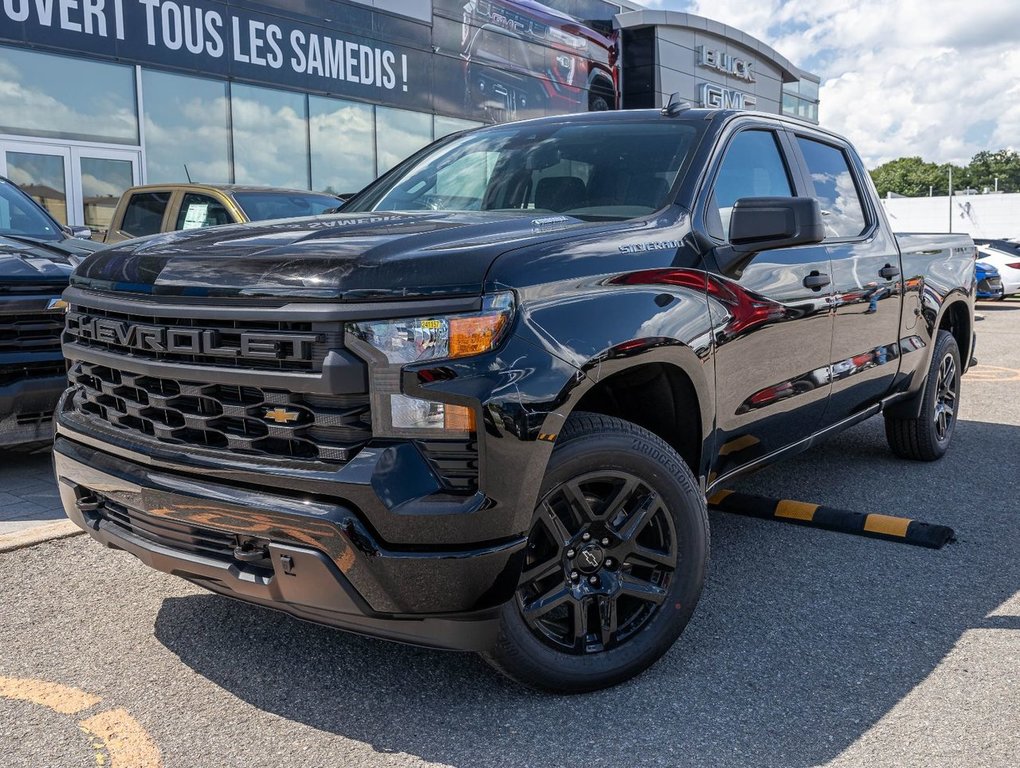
[[72, 211, 604, 300], [0, 234, 95, 284]]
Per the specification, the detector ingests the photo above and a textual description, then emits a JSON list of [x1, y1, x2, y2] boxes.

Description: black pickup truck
[[1, 177, 98, 449], [54, 107, 975, 692]]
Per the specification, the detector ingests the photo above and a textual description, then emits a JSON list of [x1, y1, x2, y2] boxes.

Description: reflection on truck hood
[[72, 211, 598, 299], [0, 235, 91, 282]]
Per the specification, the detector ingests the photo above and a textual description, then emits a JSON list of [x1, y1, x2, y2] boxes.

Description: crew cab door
[[788, 134, 903, 423], [698, 125, 835, 479]]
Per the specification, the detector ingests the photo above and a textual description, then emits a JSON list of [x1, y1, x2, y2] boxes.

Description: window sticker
[[182, 203, 209, 229]]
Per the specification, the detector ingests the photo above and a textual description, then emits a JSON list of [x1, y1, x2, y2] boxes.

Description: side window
[[709, 130, 793, 240], [175, 193, 232, 230], [796, 137, 868, 239], [120, 192, 171, 237]]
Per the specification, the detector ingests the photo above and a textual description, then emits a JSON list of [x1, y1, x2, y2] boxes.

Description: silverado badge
[[263, 408, 300, 424]]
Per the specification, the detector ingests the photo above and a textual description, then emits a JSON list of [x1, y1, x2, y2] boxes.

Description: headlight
[[346, 292, 514, 433], [547, 27, 588, 50], [347, 291, 513, 364]]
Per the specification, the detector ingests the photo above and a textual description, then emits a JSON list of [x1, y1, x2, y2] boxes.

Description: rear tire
[[483, 412, 708, 693], [885, 329, 960, 461]]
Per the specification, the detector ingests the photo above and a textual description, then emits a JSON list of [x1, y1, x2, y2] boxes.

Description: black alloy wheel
[[483, 413, 708, 693], [885, 329, 961, 461], [933, 351, 957, 442], [517, 471, 677, 654]]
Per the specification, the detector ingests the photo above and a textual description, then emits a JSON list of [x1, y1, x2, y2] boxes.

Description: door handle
[[803, 271, 831, 290], [879, 264, 900, 280]]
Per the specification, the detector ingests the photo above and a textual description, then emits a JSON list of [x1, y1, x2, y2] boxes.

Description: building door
[[0, 140, 140, 239]]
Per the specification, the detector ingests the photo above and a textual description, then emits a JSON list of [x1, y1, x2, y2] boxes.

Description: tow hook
[[233, 540, 269, 563], [75, 495, 101, 513]]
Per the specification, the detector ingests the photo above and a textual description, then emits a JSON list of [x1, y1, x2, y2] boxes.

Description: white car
[[975, 239, 1020, 298]]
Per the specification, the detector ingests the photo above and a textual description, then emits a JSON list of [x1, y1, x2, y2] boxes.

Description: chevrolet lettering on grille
[[68, 312, 320, 362]]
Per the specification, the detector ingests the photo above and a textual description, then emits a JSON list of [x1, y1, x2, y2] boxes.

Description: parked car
[[975, 260, 1004, 300], [55, 106, 975, 692], [973, 238, 1020, 297], [0, 176, 100, 449], [103, 184, 343, 244]]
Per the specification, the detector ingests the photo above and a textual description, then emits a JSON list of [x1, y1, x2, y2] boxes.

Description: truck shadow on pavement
[[154, 418, 1020, 768]]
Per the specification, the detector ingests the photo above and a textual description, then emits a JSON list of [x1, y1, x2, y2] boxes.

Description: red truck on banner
[[459, 0, 618, 120]]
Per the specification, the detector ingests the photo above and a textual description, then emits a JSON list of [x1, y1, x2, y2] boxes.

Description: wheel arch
[[538, 344, 713, 485]]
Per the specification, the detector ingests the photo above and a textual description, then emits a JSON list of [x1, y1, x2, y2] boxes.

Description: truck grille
[[64, 303, 341, 372], [69, 360, 371, 463], [0, 311, 64, 354], [0, 360, 66, 387]]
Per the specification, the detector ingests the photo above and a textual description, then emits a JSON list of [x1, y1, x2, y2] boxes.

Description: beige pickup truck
[[102, 184, 343, 244]]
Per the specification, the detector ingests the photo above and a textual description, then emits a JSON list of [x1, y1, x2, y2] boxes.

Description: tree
[[965, 149, 1020, 193], [869, 157, 947, 198]]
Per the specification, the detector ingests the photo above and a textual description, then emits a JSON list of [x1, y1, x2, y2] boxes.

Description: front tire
[[483, 413, 708, 692], [885, 329, 961, 461]]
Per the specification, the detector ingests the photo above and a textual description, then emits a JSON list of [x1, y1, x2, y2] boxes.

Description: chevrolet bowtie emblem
[[264, 407, 300, 424]]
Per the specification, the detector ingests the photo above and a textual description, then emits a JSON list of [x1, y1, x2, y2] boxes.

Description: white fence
[[881, 192, 1020, 238]]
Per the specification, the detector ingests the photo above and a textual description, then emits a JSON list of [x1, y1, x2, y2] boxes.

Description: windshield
[[346, 119, 703, 221], [0, 178, 62, 241], [231, 191, 341, 222]]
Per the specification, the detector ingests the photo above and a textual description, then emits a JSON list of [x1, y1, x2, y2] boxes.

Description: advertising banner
[[0, 0, 434, 111]]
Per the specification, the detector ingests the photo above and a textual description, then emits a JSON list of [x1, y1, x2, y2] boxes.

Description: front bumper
[[53, 435, 522, 650], [0, 371, 65, 447]]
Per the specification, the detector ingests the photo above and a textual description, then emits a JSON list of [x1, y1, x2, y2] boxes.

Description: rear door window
[[175, 193, 233, 230], [120, 192, 171, 237], [795, 137, 868, 239]]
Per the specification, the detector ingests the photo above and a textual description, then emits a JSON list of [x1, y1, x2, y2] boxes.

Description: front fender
[[515, 285, 716, 473]]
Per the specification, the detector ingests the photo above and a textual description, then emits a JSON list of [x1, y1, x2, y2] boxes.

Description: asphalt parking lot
[[1, 300, 1018, 768]]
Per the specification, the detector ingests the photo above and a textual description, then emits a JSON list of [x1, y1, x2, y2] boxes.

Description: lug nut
[[588, 575, 598, 584], [582, 532, 591, 541], [570, 571, 579, 580], [605, 558, 613, 567], [601, 537, 609, 546], [566, 549, 575, 558]]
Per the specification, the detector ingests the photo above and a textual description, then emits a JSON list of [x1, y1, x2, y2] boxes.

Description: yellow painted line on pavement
[[0, 676, 162, 767], [966, 365, 1020, 382], [80, 708, 163, 768]]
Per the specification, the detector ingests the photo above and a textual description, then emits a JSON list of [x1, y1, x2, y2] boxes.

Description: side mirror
[[729, 196, 824, 253], [65, 225, 93, 240]]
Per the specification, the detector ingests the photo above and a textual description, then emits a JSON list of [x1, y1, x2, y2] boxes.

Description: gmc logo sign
[[67, 312, 320, 362]]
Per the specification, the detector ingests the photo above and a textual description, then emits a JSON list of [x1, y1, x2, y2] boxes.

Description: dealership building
[[0, 0, 819, 236]]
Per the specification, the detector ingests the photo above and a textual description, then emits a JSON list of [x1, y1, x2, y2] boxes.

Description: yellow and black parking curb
[[707, 489, 955, 549]]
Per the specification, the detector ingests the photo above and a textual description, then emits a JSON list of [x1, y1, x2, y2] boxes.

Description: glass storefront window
[[141, 70, 230, 184], [0, 46, 138, 145], [80, 157, 134, 236], [309, 96, 376, 196], [434, 115, 485, 139], [376, 107, 433, 176], [231, 84, 310, 189]]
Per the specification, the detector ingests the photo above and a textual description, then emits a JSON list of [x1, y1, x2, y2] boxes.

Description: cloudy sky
[[642, 0, 1020, 168]]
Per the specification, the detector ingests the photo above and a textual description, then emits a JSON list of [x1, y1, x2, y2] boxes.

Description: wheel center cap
[[575, 543, 605, 574]]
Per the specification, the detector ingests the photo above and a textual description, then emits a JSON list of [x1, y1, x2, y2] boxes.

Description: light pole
[[948, 165, 953, 233]]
